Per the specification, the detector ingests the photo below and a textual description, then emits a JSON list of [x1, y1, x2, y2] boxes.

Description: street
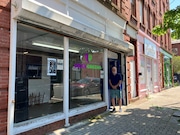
[[48, 86, 180, 135]]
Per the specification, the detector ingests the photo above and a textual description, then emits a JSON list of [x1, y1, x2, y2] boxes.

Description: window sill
[[140, 23, 145, 32], [97, 0, 119, 13], [159, 11, 162, 16], [130, 15, 138, 27], [153, 35, 157, 41], [147, 29, 151, 37], [111, 2, 119, 11]]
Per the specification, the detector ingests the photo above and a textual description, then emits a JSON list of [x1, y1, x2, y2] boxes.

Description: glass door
[[146, 58, 153, 93]]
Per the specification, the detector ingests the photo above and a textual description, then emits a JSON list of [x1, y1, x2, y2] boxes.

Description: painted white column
[[63, 37, 70, 127], [8, 19, 17, 135], [103, 49, 109, 110]]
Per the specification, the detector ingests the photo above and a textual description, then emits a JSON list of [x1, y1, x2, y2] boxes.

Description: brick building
[[172, 40, 180, 56], [0, 0, 172, 135], [0, 0, 10, 135], [172, 40, 180, 82], [121, 0, 173, 97]]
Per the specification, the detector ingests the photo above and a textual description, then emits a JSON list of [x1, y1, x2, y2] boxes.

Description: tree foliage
[[172, 56, 180, 73], [152, 6, 180, 39]]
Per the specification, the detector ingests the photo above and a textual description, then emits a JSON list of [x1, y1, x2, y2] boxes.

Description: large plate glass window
[[15, 24, 64, 123], [69, 38, 104, 109]]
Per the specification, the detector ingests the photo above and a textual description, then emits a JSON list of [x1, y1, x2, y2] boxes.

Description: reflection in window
[[15, 24, 64, 123], [69, 38, 104, 109]]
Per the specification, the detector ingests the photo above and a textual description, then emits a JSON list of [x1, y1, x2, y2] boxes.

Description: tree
[[152, 6, 180, 39], [172, 56, 180, 74]]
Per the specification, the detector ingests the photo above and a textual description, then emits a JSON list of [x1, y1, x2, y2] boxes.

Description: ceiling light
[[32, 42, 79, 53]]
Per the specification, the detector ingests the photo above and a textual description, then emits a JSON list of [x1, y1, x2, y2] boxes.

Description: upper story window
[[112, 0, 117, 5], [159, 0, 162, 15], [152, 13, 156, 28], [172, 48, 178, 55], [147, 5, 151, 29], [131, 0, 136, 16], [163, 2, 165, 13], [139, 0, 144, 24], [152, 0, 156, 7]]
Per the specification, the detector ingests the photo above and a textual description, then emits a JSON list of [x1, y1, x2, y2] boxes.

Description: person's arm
[[109, 79, 116, 89], [114, 74, 122, 88], [114, 80, 121, 88], [109, 79, 113, 88]]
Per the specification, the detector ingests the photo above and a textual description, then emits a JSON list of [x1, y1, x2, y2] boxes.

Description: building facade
[[0, 0, 172, 135], [2, 0, 135, 134], [121, 0, 172, 99]]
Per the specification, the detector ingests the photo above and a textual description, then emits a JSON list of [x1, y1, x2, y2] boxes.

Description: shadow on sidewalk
[[56, 106, 180, 135]]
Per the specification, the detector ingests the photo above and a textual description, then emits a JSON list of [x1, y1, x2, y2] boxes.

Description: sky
[[170, 0, 180, 9]]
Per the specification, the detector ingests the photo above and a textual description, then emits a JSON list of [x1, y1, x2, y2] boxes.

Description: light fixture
[[23, 51, 28, 54], [32, 42, 79, 53]]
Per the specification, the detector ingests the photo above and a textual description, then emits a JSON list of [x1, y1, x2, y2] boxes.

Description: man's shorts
[[110, 89, 122, 99]]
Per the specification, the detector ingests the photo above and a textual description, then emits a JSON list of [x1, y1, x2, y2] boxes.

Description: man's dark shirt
[[109, 73, 122, 90]]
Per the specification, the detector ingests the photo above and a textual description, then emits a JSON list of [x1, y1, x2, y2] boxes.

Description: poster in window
[[47, 58, 57, 76], [57, 59, 63, 70]]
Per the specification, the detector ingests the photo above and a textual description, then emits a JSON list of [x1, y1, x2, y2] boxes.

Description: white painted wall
[[13, 0, 125, 41], [108, 50, 118, 59], [28, 55, 51, 103], [28, 55, 64, 103]]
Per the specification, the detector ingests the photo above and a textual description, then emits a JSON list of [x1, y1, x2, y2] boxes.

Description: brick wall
[[18, 107, 106, 135], [122, 0, 171, 52], [0, 0, 10, 135]]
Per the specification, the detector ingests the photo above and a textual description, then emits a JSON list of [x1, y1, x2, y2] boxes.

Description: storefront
[[160, 49, 173, 88], [137, 31, 161, 98], [9, 0, 134, 134]]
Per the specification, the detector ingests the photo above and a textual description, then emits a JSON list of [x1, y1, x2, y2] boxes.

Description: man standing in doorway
[[109, 66, 122, 112]]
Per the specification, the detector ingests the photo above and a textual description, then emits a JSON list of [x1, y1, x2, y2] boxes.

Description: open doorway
[[108, 58, 127, 106]]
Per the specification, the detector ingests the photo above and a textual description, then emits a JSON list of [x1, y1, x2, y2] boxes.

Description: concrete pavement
[[47, 86, 180, 135]]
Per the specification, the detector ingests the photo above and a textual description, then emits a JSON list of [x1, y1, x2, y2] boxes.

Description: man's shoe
[[110, 108, 116, 112]]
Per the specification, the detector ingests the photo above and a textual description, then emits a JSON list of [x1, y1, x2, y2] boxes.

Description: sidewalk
[[47, 86, 180, 135]]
